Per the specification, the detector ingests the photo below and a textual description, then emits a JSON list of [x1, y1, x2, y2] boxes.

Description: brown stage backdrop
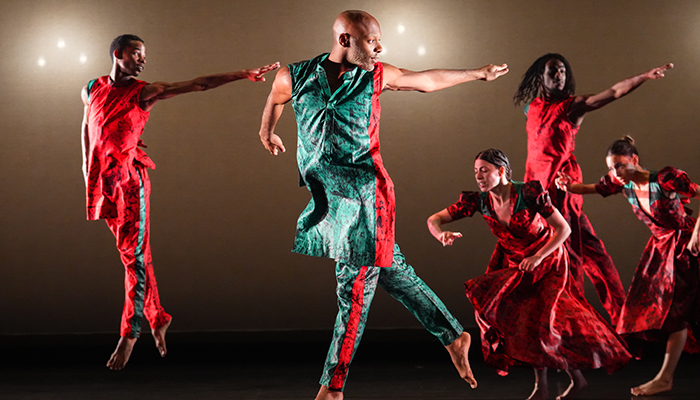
[[1, 0, 698, 334]]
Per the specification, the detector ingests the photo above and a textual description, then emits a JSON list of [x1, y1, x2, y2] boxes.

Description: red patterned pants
[[105, 166, 170, 338]]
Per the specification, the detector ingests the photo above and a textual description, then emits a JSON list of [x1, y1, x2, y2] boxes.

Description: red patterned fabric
[[525, 97, 625, 323], [450, 182, 631, 374], [368, 63, 395, 268], [329, 266, 368, 389], [84, 76, 169, 337], [105, 166, 170, 337], [85, 76, 153, 220], [596, 167, 700, 353]]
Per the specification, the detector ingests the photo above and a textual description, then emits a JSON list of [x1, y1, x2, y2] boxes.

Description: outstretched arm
[[568, 63, 673, 125], [427, 209, 463, 246], [383, 63, 508, 93], [555, 171, 598, 194], [258, 66, 292, 155], [518, 208, 571, 272], [80, 85, 90, 186], [138, 62, 280, 111]]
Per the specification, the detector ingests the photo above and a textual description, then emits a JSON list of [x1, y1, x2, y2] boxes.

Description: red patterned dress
[[595, 167, 700, 352], [448, 181, 631, 375], [525, 97, 625, 324]]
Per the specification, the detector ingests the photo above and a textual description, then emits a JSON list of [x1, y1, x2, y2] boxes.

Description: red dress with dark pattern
[[448, 181, 631, 375], [595, 167, 700, 352], [525, 97, 625, 324]]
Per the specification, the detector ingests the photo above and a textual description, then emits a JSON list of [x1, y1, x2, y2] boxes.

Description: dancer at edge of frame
[[428, 149, 632, 400], [81, 34, 279, 370], [556, 136, 700, 396], [258, 10, 508, 400], [514, 54, 673, 324]]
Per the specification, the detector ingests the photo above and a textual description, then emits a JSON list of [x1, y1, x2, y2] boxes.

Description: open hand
[[645, 63, 673, 80], [244, 62, 281, 82], [480, 64, 509, 81], [555, 171, 572, 191]]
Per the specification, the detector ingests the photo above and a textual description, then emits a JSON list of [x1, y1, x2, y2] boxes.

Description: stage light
[[417, 46, 426, 56], [79, 53, 87, 64], [37, 56, 46, 67], [57, 39, 65, 49], [397, 24, 406, 34]]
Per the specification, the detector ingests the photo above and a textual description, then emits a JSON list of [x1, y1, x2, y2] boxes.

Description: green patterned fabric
[[289, 53, 392, 267]]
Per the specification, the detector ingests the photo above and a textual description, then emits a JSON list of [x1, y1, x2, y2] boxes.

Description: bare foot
[[527, 384, 548, 400], [557, 369, 588, 400], [631, 377, 672, 396], [106, 336, 137, 370], [445, 332, 477, 388], [557, 379, 588, 400], [314, 385, 343, 400], [152, 317, 172, 357]]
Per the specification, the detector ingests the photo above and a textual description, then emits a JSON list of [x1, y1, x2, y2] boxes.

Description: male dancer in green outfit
[[258, 10, 507, 399]]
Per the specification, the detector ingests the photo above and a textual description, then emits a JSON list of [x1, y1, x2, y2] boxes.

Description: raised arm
[[568, 63, 673, 125], [258, 66, 292, 155], [519, 208, 571, 272], [138, 62, 280, 111], [80, 85, 90, 186], [427, 209, 463, 246], [383, 63, 508, 93]]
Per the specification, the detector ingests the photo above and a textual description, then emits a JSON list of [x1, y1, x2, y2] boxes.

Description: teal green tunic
[[289, 54, 395, 268]]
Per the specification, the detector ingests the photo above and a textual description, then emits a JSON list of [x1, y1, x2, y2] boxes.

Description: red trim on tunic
[[369, 63, 395, 268]]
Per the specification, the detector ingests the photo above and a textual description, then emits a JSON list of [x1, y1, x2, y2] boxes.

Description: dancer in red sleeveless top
[[514, 54, 672, 325], [81, 34, 278, 370]]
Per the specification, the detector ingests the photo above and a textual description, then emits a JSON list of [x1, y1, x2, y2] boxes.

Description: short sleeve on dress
[[522, 181, 555, 219], [658, 166, 699, 198], [447, 191, 481, 220], [595, 173, 624, 197]]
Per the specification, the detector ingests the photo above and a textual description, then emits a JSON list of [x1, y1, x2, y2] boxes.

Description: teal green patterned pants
[[320, 243, 464, 390]]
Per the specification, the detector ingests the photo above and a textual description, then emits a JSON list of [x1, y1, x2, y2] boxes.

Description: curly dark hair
[[475, 148, 512, 180], [513, 53, 576, 106], [109, 34, 144, 61]]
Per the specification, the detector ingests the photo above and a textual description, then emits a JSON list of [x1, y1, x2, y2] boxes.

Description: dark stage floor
[[1, 329, 698, 400]]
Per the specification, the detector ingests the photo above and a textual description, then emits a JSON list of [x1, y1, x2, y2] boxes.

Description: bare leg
[[631, 328, 687, 396], [152, 317, 171, 357], [106, 336, 137, 370], [445, 331, 477, 388], [527, 367, 549, 400], [556, 369, 587, 400], [314, 385, 343, 400]]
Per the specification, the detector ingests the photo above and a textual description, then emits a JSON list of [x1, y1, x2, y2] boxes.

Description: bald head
[[333, 10, 379, 41], [330, 10, 383, 71]]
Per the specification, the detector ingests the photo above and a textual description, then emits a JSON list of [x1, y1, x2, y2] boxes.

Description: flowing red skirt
[[466, 247, 631, 375]]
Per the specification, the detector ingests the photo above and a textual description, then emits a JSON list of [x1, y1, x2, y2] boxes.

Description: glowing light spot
[[79, 53, 88, 64], [417, 45, 426, 56], [57, 39, 66, 48], [397, 24, 406, 34], [37, 56, 46, 67]]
